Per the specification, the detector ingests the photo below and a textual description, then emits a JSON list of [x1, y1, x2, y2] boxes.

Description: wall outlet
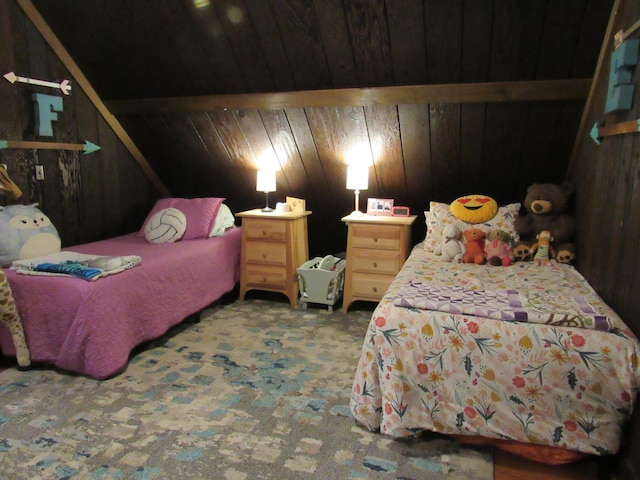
[[35, 165, 45, 180]]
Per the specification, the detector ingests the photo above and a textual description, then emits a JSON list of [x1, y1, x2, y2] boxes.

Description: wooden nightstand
[[341, 214, 416, 313], [237, 209, 311, 308]]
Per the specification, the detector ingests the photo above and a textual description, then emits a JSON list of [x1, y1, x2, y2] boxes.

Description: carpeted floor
[[0, 298, 492, 479]]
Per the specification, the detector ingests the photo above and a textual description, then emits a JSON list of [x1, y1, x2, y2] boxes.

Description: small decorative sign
[[33, 93, 64, 137]]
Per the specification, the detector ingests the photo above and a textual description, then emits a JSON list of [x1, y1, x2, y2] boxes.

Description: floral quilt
[[350, 245, 640, 456]]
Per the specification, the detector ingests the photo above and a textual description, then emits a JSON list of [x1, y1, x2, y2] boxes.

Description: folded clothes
[[35, 261, 103, 280], [12, 251, 142, 280], [86, 256, 124, 271]]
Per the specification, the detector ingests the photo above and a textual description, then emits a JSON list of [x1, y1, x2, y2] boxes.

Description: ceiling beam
[[106, 79, 592, 114]]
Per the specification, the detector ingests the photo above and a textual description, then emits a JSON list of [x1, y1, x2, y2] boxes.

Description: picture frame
[[366, 198, 394, 216]]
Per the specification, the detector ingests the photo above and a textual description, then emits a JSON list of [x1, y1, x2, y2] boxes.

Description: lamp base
[[350, 210, 365, 216], [261, 191, 273, 212]]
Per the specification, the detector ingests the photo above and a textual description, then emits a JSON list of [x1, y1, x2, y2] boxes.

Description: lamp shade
[[346, 165, 368, 191], [256, 169, 276, 193]]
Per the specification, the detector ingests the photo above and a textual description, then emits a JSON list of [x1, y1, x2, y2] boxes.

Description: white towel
[[11, 251, 141, 280]]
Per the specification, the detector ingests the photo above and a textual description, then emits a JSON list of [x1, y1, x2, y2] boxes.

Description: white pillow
[[144, 207, 187, 244], [209, 203, 236, 237]]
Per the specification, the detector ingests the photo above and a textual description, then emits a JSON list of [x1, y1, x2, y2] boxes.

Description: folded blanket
[[392, 279, 614, 332], [35, 262, 103, 280], [11, 251, 141, 281]]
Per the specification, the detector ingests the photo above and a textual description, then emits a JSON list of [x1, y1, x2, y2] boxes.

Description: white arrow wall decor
[[3, 71, 71, 95]]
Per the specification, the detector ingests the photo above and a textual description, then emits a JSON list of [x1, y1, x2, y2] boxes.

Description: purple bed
[[0, 227, 242, 379]]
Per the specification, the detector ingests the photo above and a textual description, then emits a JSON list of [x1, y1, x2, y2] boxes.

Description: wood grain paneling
[[365, 104, 406, 201], [1, 0, 161, 247], [568, 0, 640, 477]]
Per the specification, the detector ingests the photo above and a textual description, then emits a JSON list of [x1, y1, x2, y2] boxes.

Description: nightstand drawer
[[244, 219, 287, 242], [351, 272, 394, 299], [246, 241, 287, 266], [351, 249, 400, 275], [245, 265, 287, 290], [351, 224, 400, 250]]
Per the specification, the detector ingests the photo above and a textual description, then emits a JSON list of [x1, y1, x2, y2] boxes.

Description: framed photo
[[366, 198, 394, 216]]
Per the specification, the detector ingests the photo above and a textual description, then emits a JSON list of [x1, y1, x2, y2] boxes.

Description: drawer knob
[[372, 287, 378, 293], [262, 230, 267, 236], [373, 238, 378, 242], [262, 276, 267, 282], [262, 253, 267, 259], [373, 262, 378, 268]]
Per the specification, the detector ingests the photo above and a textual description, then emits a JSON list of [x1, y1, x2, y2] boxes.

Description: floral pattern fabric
[[350, 246, 640, 456]]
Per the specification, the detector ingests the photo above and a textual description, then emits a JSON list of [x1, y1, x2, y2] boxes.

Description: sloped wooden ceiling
[[27, 0, 613, 255]]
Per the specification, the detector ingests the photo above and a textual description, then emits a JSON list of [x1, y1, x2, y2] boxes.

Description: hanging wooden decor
[[3, 71, 71, 95], [0, 139, 101, 154], [590, 119, 640, 145], [2, 71, 101, 153]]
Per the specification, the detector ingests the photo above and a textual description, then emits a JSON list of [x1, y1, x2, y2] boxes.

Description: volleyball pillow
[[143, 208, 187, 244], [138, 197, 225, 240]]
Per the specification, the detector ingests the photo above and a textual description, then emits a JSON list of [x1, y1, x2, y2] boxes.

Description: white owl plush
[[0, 204, 61, 267]]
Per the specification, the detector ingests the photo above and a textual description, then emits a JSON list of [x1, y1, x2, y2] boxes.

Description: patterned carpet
[[0, 298, 492, 479]]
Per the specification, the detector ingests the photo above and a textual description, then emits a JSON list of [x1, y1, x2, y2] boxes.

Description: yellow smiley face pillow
[[450, 194, 498, 224]]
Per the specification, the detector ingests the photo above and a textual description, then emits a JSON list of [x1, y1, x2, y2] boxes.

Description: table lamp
[[346, 165, 368, 215], [256, 168, 276, 212]]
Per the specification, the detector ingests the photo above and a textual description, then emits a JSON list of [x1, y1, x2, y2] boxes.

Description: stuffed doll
[[462, 228, 486, 265], [434, 224, 465, 262], [530, 230, 555, 266], [484, 229, 514, 266]]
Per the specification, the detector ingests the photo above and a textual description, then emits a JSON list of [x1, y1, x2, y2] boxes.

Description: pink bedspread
[[0, 228, 242, 379]]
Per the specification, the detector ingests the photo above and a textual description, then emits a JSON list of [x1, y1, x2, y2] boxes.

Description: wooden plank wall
[[110, 91, 588, 258], [0, 0, 160, 247], [21, 0, 613, 258], [568, 0, 640, 478]]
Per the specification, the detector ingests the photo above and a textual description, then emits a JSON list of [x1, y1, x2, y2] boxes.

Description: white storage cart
[[297, 256, 346, 312]]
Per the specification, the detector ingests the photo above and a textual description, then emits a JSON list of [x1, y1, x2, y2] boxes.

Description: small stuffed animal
[[512, 241, 532, 262], [462, 228, 486, 265], [555, 242, 577, 265], [530, 230, 555, 266], [484, 229, 514, 266], [434, 224, 465, 262]]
